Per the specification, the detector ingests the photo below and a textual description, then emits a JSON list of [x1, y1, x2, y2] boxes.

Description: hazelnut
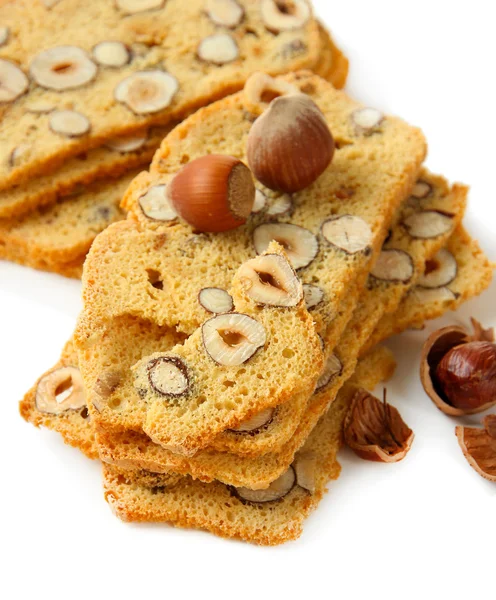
[[455, 415, 496, 482], [230, 467, 296, 503], [167, 155, 255, 233], [420, 319, 496, 415], [247, 94, 334, 193]]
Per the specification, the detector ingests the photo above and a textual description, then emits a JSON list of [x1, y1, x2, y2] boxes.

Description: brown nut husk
[[455, 415, 496, 482], [420, 318, 496, 416], [344, 389, 414, 463]]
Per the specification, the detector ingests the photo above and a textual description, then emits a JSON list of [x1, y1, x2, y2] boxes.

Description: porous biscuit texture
[[0, 0, 326, 190]]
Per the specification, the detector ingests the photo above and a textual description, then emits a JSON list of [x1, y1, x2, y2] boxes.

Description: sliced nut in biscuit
[[252, 189, 267, 213], [93, 41, 131, 68], [49, 110, 90, 137], [370, 249, 414, 283], [105, 132, 148, 152], [303, 284, 324, 310], [114, 70, 178, 114], [230, 407, 275, 433], [402, 210, 454, 239], [411, 180, 433, 199], [198, 288, 234, 314], [35, 367, 86, 415], [205, 0, 244, 28], [0, 26, 9, 47], [321, 214, 373, 255], [351, 107, 384, 134], [237, 253, 303, 307], [294, 452, 317, 493], [197, 34, 239, 65], [147, 356, 190, 398], [115, 0, 165, 14], [30, 46, 97, 91], [0, 59, 29, 103], [243, 72, 300, 116], [253, 223, 318, 270], [24, 99, 55, 114], [202, 313, 266, 366], [41, 0, 62, 7], [260, 0, 311, 33], [93, 369, 123, 411], [316, 353, 342, 391], [417, 249, 457, 289], [231, 467, 296, 503], [411, 286, 457, 304], [9, 144, 30, 168], [139, 184, 177, 221], [266, 194, 293, 217]]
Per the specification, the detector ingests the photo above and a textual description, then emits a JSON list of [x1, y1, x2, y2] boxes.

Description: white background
[[1, 2, 494, 599]]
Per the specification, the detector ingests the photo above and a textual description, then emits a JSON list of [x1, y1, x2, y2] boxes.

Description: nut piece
[[41, 0, 62, 6], [230, 407, 275, 433], [303, 284, 324, 310], [316, 353, 342, 391], [411, 180, 433, 199], [236, 253, 303, 307], [93, 369, 123, 411], [198, 288, 234, 314], [0, 26, 9, 47], [456, 416, 496, 482], [232, 467, 296, 503], [197, 34, 239, 65], [147, 356, 190, 398], [294, 452, 316, 493], [9, 144, 30, 167], [202, 312, 266, 367], [115, 0, 165, 14], [167, 155, 255, 233], [247, 94, 334, 193], [30, 46, 97, 91], [260, 0, 311, 33], [49, 110, 90, 137], [417, 249, 457, 289], [420, 319, 496, 415], [105, 132, 148, 152], [93, 41, 131, 68], [243, 72, 300, 116], [0, 59, 29, 103], [402, 210, 454, 239], [205, 0, 244, 28], [114, 70, 178, 114], [411, 286, 456, 304], [266, 194, 293, 217], [344, 389, 414, 463], [252, 189, 267, 213], [138, 184, 177, 222], [35, 366, 86, 415], [24, 99, 55, 114], [351, 107, 384, 134], [253, 223, 318, 270], [370, 249, 414, 283], [321, 215, 373, 254]]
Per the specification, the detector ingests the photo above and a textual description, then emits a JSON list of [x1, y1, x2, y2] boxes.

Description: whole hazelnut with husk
[[247, 94, 334, 193], [420, 318, 496, 415], [344, 388, 414, 463], [167, 155, 255, 233], [455, 415, 496, 482]]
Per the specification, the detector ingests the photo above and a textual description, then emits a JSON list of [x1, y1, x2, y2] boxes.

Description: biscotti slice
[[102, 347, 396, 546], [363, 226, 494, 353], [0, 170, 141, 277], [0, 0, 332, 190]]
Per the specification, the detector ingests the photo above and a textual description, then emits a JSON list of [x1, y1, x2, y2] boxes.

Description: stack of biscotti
[[0, 0, 347, 276]]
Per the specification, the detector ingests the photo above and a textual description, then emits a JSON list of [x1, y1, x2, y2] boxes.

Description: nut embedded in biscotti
[[24, 99, 55, 114], [252, 189, 267, 213], [253, 223, 318, 269], [316, 353, 342, 391], [303, 284, 324, 310], [230, 407, 275, 433], [260, 0, 311, 33], [456, 415, 496, 482], [202, 313, 266, 366], [344, 388, 414, 463], [147, 356, 190, 398], [243, 72, 300, 116], [265, 194, 293, 217], [105, 132, 148, 152], [197, 34, 239, 65], [41, 0, 62, 7], [114, 70, 178, 114], [205, 0, 244, 27], [9, 144, 30, 168], [198, 288, 234, 314], [294, 452, 316, 493], [0, 26, 9, 47], [247, 94, 334, 193], [420, 319, 496, 415], [411, 180, 433, 199], [321, 215, 373, 255], [49, 110, 91, 137], [30, 46, 97, 91], [351, 107, 384, 135], [93, 369, 123, 411], [115, 0, 165, 14], [370, 249, 414, 283], [411, 286, 456, 305], [0, 59, 29, 103], [138, 184, 177, 222], [35, 366, 86, 415], [231, 466, 296, 503], [236, 253, 303, 307], [417, 249, 457, 289], [402, 210, 454, 239], [93, 41, 131, 68], [167, 155, 255, 233]]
